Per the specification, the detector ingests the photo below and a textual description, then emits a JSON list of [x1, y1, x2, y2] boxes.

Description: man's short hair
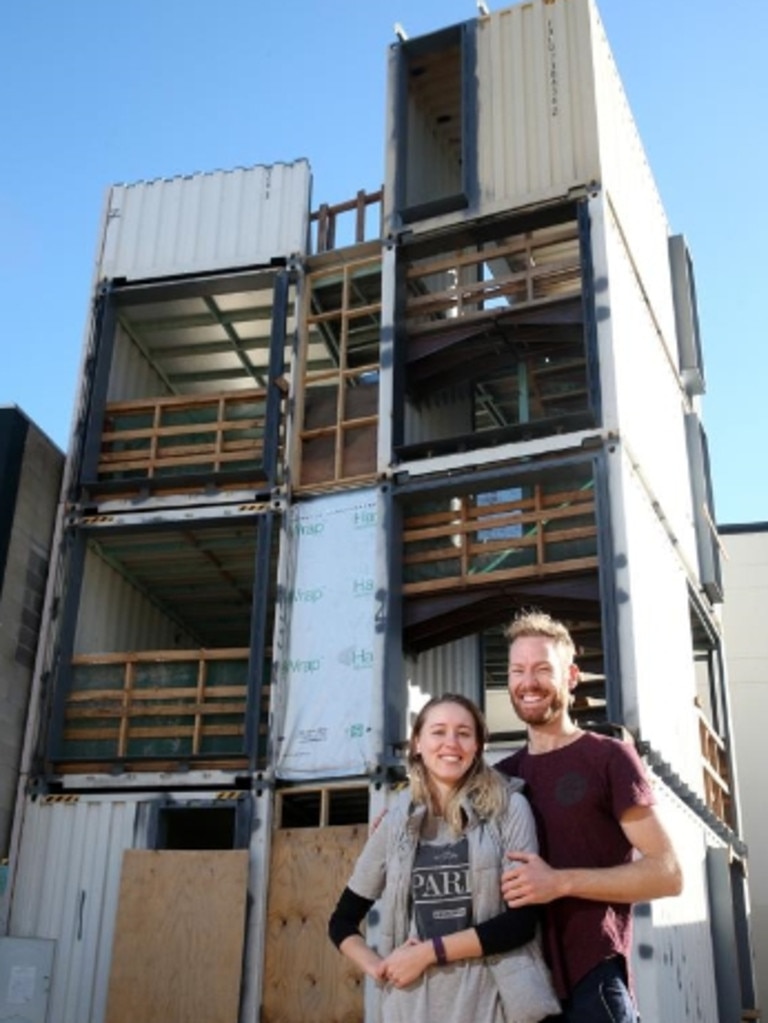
[[504, 610, 577, 664]]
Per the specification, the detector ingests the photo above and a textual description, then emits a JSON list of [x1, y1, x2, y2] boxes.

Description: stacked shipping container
[[0, 1, 757, 1021]]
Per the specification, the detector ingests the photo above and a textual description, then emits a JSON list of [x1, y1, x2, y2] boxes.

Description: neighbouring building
[[0, 408, 63, 854], [0, 2, 759, 1021], [720, 522, 768, 1013]]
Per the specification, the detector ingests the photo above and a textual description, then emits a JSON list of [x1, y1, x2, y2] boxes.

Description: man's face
[[507, 634, 577, 726]]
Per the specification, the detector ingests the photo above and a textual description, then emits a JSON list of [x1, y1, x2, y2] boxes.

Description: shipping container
[[384, 0, 677, 360], [3, 1, 758, 1020], [99, 161, 311, 282]]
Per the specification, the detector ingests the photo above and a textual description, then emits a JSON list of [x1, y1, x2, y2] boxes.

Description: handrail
[[63, 648, 251, 761], [310, 187, 384, 253], [97, 389, 269, 483], [696, 704, 732, 825], [403, 485, 597, 594]]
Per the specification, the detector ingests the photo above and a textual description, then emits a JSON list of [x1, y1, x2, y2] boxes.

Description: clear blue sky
[[1, 0, 766, 524]]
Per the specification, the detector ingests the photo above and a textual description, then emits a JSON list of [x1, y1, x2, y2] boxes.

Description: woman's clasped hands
[[368, 938, 435, 988]]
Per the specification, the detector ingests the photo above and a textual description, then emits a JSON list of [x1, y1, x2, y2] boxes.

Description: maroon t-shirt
[[496, 732, 655, 999]]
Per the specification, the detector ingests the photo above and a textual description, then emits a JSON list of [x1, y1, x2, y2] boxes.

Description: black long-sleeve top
[[328, 885, 539, 956]]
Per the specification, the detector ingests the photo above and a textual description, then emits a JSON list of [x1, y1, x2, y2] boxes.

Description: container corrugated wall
[[587, 1, 677, 359], [609, 446, 704, 793], [632, 789, 721, 1021], [74, 546, 196, 653], [105, 323, 170, 403], [405, 637, 482, 708], [594, 193, 697, 573], [403, 389, 473, 446], [475, 0, 599, 211], [8, 797, 139, 1023], [98, 161, 311, 282]]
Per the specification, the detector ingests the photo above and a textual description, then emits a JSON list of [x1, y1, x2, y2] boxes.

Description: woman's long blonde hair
[[407, 693, 508, 835]]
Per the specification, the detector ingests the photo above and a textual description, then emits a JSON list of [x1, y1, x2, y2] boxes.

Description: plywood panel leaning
[[263, 824, 367, 1023], [105, 849, 249, 1023]]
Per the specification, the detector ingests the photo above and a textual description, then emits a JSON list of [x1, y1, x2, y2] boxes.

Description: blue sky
[[1, 0, 766, 524]]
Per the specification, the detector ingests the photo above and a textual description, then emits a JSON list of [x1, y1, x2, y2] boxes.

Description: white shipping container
[[632, 789, 722, 1022], [608, 443, 707, 795], [594, 193, 698, 572], [98, 160, 312, 282], [405, 635, 482, 717], [385, 0, 675, 344], [475, 0, 600, 210], [7, 797, 139, 1023]]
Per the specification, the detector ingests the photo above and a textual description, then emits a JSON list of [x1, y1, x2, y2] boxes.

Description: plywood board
[[105, 850, 249, 1023], [262, 825, 367, 1023]]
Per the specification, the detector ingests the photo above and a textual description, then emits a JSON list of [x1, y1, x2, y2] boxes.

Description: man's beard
[[511, 687, 568, 726]]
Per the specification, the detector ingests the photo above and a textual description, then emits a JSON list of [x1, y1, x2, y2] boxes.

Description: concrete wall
[[719, 524, 768, 1009]]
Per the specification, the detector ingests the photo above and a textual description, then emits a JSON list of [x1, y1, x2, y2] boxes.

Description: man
[[496, 611, 682, 1023]]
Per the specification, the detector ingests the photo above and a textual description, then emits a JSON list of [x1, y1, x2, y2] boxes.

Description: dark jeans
[[545, 957, 639, 1023]]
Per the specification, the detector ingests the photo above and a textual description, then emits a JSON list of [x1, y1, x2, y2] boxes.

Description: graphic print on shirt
[[412, 836, 472, 939], [554, 770, 588, 806]]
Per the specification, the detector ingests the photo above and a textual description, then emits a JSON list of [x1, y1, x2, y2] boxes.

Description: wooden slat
[[404, 502, 595, 543], [73, 648, 250, 665], [65, 702, 247, 719], [64, 724, 245, 741], [405, 259, 580, 319], [118, 661, 134, 757], [404, 225, 578, 280], [101, 416, 264, 444], [58, 757, 251, 774], [403, 555, 599, 595], [193, 658, 207, 755], [65, 650, 251, 762], [403, 526, 597, 569], [402, 483, 597, 603], [98, 390, 271, 484], [298, 254, 381, 489], [103, 388, 267, 413], [309, 189, 383, 253], [99, 446, 263, 473]]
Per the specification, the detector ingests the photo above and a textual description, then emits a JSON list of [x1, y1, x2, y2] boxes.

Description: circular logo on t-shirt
[[555, 771, 588, 806]]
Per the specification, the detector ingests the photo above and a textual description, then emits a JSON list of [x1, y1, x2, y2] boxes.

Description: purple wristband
[[432, 934, 448, 966]]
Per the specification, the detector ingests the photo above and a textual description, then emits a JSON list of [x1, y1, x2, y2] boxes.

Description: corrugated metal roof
[[98, 161, 312, 282]]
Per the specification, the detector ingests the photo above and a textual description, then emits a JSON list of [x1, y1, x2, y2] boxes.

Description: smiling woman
[[412, 701, 479, 802], [328, 693, 560, 1023]]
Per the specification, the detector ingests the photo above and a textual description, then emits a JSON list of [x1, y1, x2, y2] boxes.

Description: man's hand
[[501, 850, 566, 906], [502, 808, 683, 908]]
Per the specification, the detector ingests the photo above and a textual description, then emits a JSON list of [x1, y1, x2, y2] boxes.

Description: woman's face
[[414, 701, 480, 793]]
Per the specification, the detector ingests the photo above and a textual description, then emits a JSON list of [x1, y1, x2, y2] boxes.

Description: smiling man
[[495, 611, 682, 1023]]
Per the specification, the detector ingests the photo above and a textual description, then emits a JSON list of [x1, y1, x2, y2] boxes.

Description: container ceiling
[[114, 271, 289, 395], [88, 522, 262, 648]]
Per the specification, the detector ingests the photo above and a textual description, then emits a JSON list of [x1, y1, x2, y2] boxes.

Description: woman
[[328, 693, 559, 1023]]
